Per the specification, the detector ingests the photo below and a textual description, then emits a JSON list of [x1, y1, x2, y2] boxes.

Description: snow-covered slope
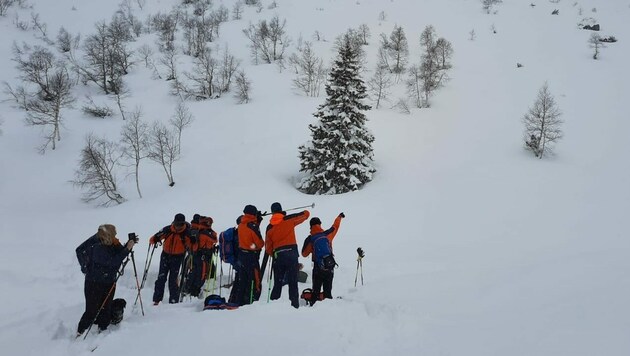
[[1, 0, 629, 355]]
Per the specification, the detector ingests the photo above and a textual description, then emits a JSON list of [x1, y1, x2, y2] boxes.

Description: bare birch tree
[[120, 108, 148, 198], [368, 53, 393, 109], [170, 101, 194, 154], [148, 122, 180, 186], [523, 83, 563, 159], [588, 33, 605, 60], [289, 41, 326, 97], [72, 134, 125, 206], [24, 65, 75, 152]]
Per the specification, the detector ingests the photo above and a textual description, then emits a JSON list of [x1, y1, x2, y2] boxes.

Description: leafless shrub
[[120, 108, 149, 198], [72, 134, 126, 206], [234, 70, 251, 104]]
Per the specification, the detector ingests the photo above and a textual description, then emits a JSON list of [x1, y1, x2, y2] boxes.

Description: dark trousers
[[311, 267, 333, 306], [153, 252, 184, 304], [187, 252, 215, 297], [233, 251, 261, 306], [270, 247, 299, 308], [77, 279, 116, 334]]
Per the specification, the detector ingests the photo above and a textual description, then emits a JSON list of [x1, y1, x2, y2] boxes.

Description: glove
[[339, 212, 345, 218], [150, 236, 161, 245]]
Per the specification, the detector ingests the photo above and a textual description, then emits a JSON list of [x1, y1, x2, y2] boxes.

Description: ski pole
[[130, 251, 145, 316], [140, 243, 157, 289], [84, 256, 130, 340], [135, 243, 156, 307], [261, 203, 315, 216], [266, 257, 274, 303]]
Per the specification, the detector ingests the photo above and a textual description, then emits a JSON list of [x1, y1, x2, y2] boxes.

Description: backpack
[[311, 232, 337, 271], [203, 294, 238, 310], [75, 235, 99, 274], [219, 227, 238, 265], [110, 298, 127, 325]]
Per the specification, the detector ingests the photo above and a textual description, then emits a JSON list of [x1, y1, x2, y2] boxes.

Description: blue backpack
[[311, 232, 337, 271], [219, 228, 238, 265]]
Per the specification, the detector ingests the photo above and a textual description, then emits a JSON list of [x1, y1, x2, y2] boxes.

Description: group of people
[[75, 202, 344, 336]]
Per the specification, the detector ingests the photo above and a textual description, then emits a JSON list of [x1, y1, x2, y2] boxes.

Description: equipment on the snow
[[298, 270, 308, 283], [135, 242, 157, 307], [354, 247, 364, 287], [129, 250, 144, 316], [219, 227, 238, 265], [312, 232, 337, 271], [110, 298, 126, 325], [203, 294, 238, 310], [300, 288, 324, 302], [75, 235, 99, 274]]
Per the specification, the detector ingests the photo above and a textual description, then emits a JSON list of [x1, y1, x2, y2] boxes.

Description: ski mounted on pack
[[260, 203, 315, 216]]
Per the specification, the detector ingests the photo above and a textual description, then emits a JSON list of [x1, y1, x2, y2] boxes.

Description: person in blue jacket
[[76, 224, 135, 336]]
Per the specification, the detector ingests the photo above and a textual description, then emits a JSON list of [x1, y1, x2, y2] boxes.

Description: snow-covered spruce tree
[[298, 34, 375, 195], [523, 82, 563, 159]]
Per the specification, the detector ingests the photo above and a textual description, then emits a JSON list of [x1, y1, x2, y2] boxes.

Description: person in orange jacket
[[301, 213, 344, 306], [233, 205, 264, 306], [149, 213, 192, 304], [186, 214, 218, 297], [265, 202, 309, 308]]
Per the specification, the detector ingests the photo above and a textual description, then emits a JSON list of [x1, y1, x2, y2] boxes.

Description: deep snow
[[1, 0, 629, 355]]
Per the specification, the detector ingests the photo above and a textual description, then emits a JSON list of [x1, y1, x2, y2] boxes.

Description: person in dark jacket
[[233, 205, 264, 306], [187, 214, 218, 297], [265, 202, 309, 308], [149, 213, 192, 305], [301, 213, 344, 306], [77, 224, 135, 336]]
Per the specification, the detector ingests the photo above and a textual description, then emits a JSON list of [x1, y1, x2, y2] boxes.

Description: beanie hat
[[243, 205, 258, 216], [192, 214, 201, 224], [309, 217, 322, 227], [173, 213, 186, 224], [271, 202, 283, 213]]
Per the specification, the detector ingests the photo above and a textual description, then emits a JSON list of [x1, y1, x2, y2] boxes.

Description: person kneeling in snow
[[76, 224, 135, 336]]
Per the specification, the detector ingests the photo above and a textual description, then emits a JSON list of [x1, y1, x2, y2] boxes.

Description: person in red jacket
[[301, 213, 344, 306], [149, 213, 192, 304], [265, 202, 309, 308], [233, 205, 264, 306], [186, 214, 218, 297]]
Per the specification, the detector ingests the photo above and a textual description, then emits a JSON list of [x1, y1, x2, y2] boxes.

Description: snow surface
[[1, 0, 629, 355]]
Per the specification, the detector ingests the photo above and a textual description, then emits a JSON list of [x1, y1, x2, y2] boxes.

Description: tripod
[[354, 247, 364, 287]]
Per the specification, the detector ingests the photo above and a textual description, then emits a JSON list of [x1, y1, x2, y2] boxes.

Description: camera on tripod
[[357, 247, 365, 258], [128, 232, 139, 243]]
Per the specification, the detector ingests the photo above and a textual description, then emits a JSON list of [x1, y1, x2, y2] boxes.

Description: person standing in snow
[[233, 205, 264, 306], [301, 213, 344, 306], [187, 214, 218, 297], [265, 202, 310, 308], [149, 213, 192, 304], [76, 224, 136, 336]]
